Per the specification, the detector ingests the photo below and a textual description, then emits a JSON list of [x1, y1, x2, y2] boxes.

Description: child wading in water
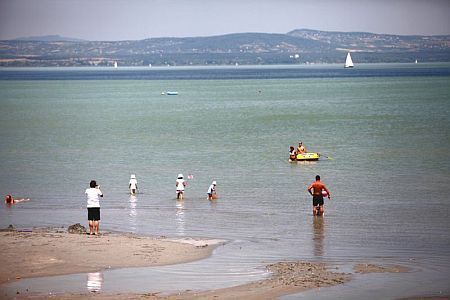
[[176, 174, 187, 200], [207, 181, 217, 200], [129, 174, 138, 195]]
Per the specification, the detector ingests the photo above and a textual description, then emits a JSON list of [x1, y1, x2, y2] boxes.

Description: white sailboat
[[114, 61, 118, 68], [344, 52, 354, 68]]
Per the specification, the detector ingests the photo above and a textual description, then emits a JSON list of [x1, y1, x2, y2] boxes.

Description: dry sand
[[0, 227, 216, 285]]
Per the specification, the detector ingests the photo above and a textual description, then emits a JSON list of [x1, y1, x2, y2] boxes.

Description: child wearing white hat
[[176, 174, 187, 200], [129, 174, 138, 195], [207, 181, 217, 200]]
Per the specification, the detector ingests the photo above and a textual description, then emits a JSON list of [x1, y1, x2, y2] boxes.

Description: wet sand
[[171, 261, 351, 300], [0, 228, 410, 299], [354, 263, 410, 274]]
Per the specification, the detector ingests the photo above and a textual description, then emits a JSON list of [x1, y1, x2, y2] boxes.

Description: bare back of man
[[307, 176, 330, 216]]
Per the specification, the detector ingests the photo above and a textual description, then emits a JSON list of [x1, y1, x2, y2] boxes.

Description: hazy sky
[[1, 0, 449, 41]]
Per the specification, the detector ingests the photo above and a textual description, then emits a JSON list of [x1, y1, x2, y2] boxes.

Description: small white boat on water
[[114, 61, 118, 68], [161, 91, 179, 95], [344, 52, 354, 68]]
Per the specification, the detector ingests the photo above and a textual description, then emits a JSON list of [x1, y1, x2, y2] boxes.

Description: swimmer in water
[[4, 195, 30, 204], [289, 146, 297, 161]]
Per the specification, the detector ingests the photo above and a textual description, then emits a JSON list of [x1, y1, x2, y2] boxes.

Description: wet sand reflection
[[128, 195, 137, 231], [176, 200, 185, 236], [86, 272, 103, 292]]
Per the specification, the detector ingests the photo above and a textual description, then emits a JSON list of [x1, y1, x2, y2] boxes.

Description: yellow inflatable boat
[[291, 152, 320, 161]]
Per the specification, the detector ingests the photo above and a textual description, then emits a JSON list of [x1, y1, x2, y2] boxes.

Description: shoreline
[[0, 227, 410, 299]]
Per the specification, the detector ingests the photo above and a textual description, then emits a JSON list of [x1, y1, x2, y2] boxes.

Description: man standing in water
[[307, 175, 330, 216]]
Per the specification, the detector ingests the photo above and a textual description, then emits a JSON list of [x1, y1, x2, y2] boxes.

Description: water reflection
[[313, 216, 325, 257], [86, 272, 103, 292], [290, 161, 318, 166], [176, 200, 185, 236], [128, 195, 137, 230]]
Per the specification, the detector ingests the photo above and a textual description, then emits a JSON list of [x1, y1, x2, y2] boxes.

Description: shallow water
[[0, 64, 449, 298]]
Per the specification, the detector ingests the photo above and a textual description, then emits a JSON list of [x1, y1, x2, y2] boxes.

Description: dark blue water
[[1, 63, 450, 80]]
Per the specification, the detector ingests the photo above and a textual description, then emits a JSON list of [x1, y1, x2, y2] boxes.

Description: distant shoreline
[[1, 61, 450, 69], [1, 61, 450, 67], [1, 29, 449, 67]]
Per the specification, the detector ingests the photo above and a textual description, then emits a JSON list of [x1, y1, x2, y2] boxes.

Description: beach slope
[[0, 228, 214, 285]]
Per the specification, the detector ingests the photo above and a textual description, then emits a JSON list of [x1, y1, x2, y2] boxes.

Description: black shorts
[[313, 195, 324, 206], [87, 207, 101, 221]]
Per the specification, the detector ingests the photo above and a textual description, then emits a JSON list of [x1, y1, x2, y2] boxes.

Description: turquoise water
[[0, 65, 449, 298]]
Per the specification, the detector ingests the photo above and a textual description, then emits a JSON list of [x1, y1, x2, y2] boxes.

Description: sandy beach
[[0, 226, 215, 286], [0, 226, 413, 299]]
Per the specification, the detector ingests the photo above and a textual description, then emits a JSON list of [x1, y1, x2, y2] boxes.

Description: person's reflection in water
[[313, 216, 325, 257], [176, 201, 185, 236], [87, 272, 103, 292], [129, 195, 137, 231]]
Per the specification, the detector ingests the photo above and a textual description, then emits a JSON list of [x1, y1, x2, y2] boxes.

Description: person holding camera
[[85, 180, 103, 235]]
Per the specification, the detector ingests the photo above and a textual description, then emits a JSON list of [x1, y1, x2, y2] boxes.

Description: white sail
[[114, 61, 118, 68], [344, 52, 354, 68]]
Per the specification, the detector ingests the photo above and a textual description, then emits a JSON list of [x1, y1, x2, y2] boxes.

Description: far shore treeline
[[1, 29, 449, 67]]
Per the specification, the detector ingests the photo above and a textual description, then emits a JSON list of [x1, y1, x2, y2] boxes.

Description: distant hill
[[288, 29, 449, 53], [1, 29, 449, 66], [13, 35, 85, 42]]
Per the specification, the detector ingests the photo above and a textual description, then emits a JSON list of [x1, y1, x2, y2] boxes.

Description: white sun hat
[[178, 174, 184, 178]]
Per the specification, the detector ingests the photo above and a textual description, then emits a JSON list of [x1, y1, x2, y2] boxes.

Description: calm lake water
[[1, 64, 449, 299]]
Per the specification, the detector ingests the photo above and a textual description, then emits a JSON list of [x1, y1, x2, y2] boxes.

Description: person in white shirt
[[129, 174, 138, 195], [85, 180, 103, 235], [207, 181, 217, 200], [175, 174, 187, 200]]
